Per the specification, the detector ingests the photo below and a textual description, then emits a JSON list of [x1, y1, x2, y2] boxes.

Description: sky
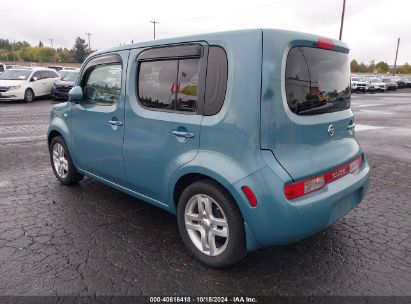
[[1, 0, 409, 64]]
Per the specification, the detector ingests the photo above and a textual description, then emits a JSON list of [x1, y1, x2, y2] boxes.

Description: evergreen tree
[[72, 37, 88, 63]]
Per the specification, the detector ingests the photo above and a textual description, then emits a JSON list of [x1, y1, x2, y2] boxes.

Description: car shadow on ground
[[49, 175, 363, 293]]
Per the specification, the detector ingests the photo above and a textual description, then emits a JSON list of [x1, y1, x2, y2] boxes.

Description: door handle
[[347, 123, 356, 130], [172, 130, 195, 138], [108, 120, 123, 126]]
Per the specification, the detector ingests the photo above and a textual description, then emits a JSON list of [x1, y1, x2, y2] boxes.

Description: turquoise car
[[48, 29, 370, 268]]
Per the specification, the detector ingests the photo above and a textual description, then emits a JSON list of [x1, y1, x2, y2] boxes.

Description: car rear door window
[[176, 59, 200, 112], [138, 60, 178, 110], [40, 71, 50, 79], [285, 47, 351, 115], [47, 70, 59, 78]]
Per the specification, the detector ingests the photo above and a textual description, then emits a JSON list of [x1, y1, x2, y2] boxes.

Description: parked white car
[[0, 63, 24, 75], [0, 67, 60, 102], [351, 76, 368, 93], [368, 77, 387, 92]]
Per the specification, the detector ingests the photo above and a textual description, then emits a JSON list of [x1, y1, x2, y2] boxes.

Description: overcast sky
[[2, 0, 409, 64]]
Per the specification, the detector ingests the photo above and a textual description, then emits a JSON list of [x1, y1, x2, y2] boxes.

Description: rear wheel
[[24, 89, 34, 103], [177, 180, 247, 268], [50, 136, 83, 185]]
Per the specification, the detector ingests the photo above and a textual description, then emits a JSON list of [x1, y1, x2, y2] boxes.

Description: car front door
[[70, 51, 129, 184], [122, 45, 206, 204]]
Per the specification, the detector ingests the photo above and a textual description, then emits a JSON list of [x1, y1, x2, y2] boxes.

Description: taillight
[[349, 155, 362, 173], [316, 38, 334, 50], [284, 155, 363, 200], [284, 176, 325, 200]]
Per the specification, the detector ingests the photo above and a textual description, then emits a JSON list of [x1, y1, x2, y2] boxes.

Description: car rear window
[[285, 47, 351, 115]]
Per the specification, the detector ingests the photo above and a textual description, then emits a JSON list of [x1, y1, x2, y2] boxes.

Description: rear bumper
[[230, 156, 370, 250]]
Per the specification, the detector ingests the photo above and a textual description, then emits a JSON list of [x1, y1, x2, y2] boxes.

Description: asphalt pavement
[[0, 92, 410, 297]]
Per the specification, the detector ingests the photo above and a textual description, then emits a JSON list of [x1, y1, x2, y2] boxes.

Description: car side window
[[32, 71, 41, 80], [204, 46, 228, 115], [176, 59, 200, 112], [47, 70, 59, 78], [138, 60, 178, 110], [83, 64, 122, 105], [138, 58, 200, 112], [40, 71, 49, 79]]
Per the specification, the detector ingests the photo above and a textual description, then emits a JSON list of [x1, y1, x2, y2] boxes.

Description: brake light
[[284, 155, 363, 200], [241, 186, 258, 207], [284, 176, 325, 200], [316, 38, 334, 50]]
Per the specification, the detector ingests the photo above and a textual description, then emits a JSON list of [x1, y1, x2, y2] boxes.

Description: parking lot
[[0, 92, 410, 296]]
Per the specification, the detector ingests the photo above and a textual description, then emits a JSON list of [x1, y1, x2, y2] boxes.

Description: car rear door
[[261, 33, 360, 182], [122, 44, 206, 204]]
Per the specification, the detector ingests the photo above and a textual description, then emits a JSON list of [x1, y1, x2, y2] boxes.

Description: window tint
[[84, 64, 122, 104], [47, 70, 59, 78], [138, 60, 178, 110], [176, 59, 200, 112], [285, 47, 350, 115], [32, 71, 42, 80], [204, 46, 228, 115], [0, 66, 4, 72], [40, 71, 50, 79]]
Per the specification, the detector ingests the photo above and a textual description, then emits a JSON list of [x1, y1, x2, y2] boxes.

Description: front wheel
[[177, 180, 247, 268], [24, 89, 34, 103], [50, 136, 83, 185]]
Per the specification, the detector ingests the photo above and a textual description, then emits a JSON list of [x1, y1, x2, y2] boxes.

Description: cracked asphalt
[[0, 92, 410, 297]]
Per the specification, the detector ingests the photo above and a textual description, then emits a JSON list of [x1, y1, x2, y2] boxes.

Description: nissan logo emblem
[[328, 124, 335, 137]]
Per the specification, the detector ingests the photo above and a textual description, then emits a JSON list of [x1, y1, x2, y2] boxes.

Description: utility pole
[[339, 0, 346, 41], [393, 38, 400, 75], [85, 33, 92, 52], [150, 21, 159, 39], [49, 38, 53, 48]]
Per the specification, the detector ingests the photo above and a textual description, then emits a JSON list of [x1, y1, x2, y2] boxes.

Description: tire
[[177, 179, 247, 268], [49, 136, 83, 185], [24, 88, 34, 103]]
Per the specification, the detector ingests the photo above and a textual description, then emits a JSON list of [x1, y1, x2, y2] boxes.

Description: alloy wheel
[[52, 143, 68, 178], [184, 194, 229, 256]]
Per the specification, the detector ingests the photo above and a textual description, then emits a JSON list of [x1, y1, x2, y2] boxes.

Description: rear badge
[[328, 124, 335, 137]]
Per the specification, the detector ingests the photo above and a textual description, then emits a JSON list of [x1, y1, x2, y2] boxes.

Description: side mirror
[[30, 77, 38, 82], [68, 86, 83, 102]]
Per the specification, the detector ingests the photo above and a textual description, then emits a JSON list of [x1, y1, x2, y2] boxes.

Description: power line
[[85, 32, 92, 51], [150, 21, 159, 39]]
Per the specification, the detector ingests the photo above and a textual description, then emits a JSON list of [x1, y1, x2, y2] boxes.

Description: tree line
[[0, 37, 94, 64], [351, 59, 411, 75]]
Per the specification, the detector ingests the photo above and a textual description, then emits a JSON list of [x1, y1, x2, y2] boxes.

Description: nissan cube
[[48, 29, 370, 268]]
